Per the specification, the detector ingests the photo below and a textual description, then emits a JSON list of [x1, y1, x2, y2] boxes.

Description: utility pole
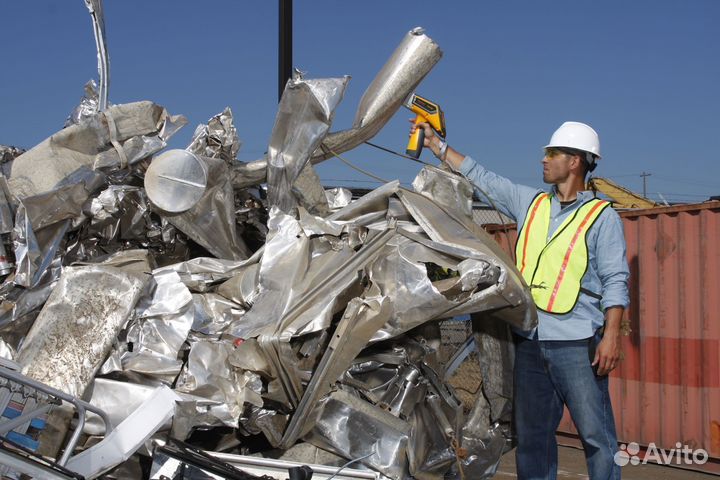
[[278, 0, 293, 103], [640, 171, 651, 198]]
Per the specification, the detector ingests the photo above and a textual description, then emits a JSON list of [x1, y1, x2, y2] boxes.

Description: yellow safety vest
[[515, 193, 610, 314]]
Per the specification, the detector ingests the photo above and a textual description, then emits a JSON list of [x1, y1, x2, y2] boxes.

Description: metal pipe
[[278, 0, 293, 102], [84, 0, 109, 111]]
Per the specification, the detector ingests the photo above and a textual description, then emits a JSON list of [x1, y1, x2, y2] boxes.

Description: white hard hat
[[545, 121, 601, 159]]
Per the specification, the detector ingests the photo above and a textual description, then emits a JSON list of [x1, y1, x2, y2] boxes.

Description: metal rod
[[278, 0, 293, 102]]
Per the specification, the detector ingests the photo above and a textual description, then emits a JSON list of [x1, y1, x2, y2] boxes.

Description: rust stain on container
[[484, 201, 720, 473]]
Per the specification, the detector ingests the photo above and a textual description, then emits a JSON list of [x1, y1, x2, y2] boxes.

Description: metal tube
[[278, 0, 293, 102], [58, 405, 85, 466]]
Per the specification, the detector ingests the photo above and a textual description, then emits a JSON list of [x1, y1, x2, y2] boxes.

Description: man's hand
[[409, 120, 440, 154], [592, 331, 621, 376], [592, 306, 624, 376]]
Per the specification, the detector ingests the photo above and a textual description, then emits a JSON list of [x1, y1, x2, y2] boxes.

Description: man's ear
[[571, 155, 584, 173]]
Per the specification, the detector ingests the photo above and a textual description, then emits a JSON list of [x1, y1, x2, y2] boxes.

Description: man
[[411, 120, 629, 479]]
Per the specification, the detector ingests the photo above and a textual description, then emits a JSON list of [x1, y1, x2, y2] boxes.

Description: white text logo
[[614, 442, 708, 466]]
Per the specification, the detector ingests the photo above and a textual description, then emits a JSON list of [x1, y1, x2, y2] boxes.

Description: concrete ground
[[493, 445, 718, 479]]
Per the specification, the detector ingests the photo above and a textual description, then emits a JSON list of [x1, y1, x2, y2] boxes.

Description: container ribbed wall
[[484, 201, 720, 473]]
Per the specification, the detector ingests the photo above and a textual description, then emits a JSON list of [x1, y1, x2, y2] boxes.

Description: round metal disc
[[144, 149, 208, 213]]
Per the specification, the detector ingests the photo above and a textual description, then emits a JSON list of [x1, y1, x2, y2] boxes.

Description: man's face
[[542, 148, 573, 184]]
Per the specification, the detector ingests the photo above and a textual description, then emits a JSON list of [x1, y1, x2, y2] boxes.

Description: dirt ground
[[494, 445, 718, 479]]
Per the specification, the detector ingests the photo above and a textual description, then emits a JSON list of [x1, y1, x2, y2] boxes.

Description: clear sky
[[1, 1, 718, 203]]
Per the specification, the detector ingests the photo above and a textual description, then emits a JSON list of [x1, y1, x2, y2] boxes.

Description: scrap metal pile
[[0, 19, 536, 480]]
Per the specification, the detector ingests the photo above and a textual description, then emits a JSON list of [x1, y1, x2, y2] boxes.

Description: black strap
[[580, 287, 603, 301]]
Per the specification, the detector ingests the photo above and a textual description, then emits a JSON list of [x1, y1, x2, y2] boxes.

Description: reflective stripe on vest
[[515, 194, 610, 314]]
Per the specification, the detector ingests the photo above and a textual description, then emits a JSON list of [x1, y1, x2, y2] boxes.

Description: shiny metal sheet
[[175, 340, 263, 429], [9, 101, 172, 200], [306, 389, 410, 480], [280, 296, 392, 448], [123, 269, 194, 379], [325, 187, 352, 211], [162, 156, 250, 260], [266, 74, 349, 212], [191, 293, 244, 337], [144, 149, 207, 213], [186, 107, 241, 164], [226, 208, 310, 340], [16, 265, 147, 397]]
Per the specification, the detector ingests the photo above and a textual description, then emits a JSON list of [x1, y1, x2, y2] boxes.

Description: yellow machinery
[[587, 177, 656, 209]]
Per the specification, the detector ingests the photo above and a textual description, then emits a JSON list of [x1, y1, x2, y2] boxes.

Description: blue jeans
[[514, 331, 620, 479]]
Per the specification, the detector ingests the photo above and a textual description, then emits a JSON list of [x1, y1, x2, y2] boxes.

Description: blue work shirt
[[459, 156, 630, 340]]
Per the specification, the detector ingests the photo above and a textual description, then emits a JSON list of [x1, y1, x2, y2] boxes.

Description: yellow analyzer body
[[404, 93, 446, 158]]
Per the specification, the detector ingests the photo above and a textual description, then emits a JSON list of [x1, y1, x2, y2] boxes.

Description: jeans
[[514, 331, 620, 479]]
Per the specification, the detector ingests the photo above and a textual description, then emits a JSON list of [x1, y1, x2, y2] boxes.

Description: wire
[[326, 451, 376, 480], [321, 144, 390, 184], [363, 141, 434, 166], [651, 175, 720, 190]]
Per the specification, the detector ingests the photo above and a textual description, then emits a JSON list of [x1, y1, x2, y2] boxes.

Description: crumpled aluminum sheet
[[161, 155, 251, 261], [187, 107, 241, 165], [86, 185, 152, 243], [174, 340, 263, 430], [327, 180, 400, 224], [191, 293, 244, 338], [0, 267, 58, 351], [231, 28, 441, 189], [12, 213, 70, 289], [366, 235, 471, 342], [153, 254, 262, 293], [15, 265, 147, 397], [122, 270, 194, 379], [412, 164, 474, 222], [306, 388, 411, 480], [9, 101, 180, 200], [0, 177, 14, 235], [66, 80, 100, 127], [215, 263, 259, 308], [266, 74, 349, 213], [225, 208, 311, 340], [280, 295, 392, 448], [396, 188, 537, 330], [228, 209, 394, 341], [325, 187, 353, 211], [84, 378, 169, 436], [0, 145, 25, 166], [410, 166, 522, 276], [0, 337, 13, 360]]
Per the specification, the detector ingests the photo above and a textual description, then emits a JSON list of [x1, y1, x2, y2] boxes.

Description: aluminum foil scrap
[[0, 21, 539, 480]]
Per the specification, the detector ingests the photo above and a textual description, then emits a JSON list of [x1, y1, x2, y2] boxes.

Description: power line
[[650, 175, 720, 190]]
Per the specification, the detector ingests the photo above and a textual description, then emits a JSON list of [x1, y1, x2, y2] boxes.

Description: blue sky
[[1, 1, 718, 203]]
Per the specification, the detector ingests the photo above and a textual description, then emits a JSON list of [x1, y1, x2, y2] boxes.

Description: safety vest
[[515, 193, 610, 314]]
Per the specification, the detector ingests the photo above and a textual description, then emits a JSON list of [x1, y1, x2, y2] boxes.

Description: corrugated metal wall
[[484, 201, 720, 473]]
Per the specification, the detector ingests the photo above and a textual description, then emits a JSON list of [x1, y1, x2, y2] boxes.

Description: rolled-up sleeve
[[595, 210, 630, 310]]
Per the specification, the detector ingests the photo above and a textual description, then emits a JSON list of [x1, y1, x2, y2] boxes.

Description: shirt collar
[[549, 185, 595, 203]]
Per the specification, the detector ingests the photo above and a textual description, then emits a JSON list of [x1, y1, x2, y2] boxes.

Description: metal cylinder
[[144, 149, 208, 213]]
